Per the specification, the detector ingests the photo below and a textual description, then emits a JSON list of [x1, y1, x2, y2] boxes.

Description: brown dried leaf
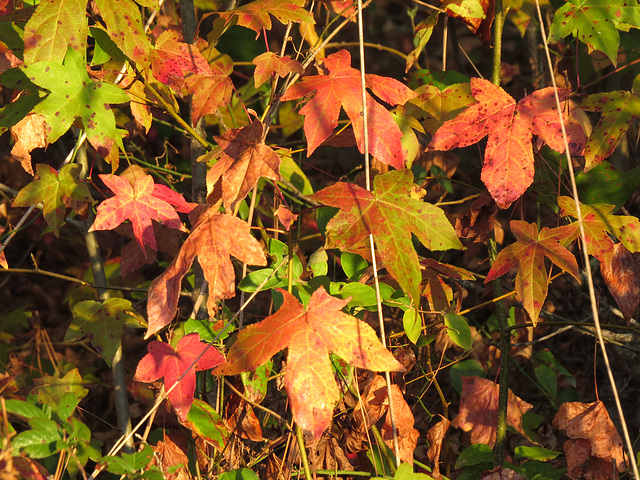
[[274, 205, 297, 231], [225, 394, 263, 442], [481, 467, 526, 480], [600, 243, 640, 323], [452, 376, 533, 447], [426, 415, 450, 480], [455, 191, 498, 243], [553, 401, 626, 480], [207, 117, 281, 210], [381, 383, 419, 464], [10, 112, 48, 176]]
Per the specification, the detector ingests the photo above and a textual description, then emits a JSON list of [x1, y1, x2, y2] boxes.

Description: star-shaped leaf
[[134, 333, 224, 421], [23, 0, 88, 64], [581, 75, 640, 170], [281, 49, 416, 168], [548, 0, 640, 66], [485, 220, 580, 324], [146, 207, 267, 339], [89, 174, 187, 253], [21, 47, 130, 156], [151, 31, 211, 91], [558, 196, 640, 263], [13, 163, 93, 236], [253, 51, 303, 87], [64, 298, 143, 367], [93, 0, 151, 64], [213, 287, 405, 439], [312, 169, 462, 306], [429, 78, 586, 208], [218, 0, 314, 38], [206, 118, 281, 210]]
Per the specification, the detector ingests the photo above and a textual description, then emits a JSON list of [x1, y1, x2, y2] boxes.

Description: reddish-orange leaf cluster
[[452, 376, 532, 447], [252, 51, 303, 87], [213, 287, 404, 439], [553, 401, 627, 480], [281, 49, 415, 168]]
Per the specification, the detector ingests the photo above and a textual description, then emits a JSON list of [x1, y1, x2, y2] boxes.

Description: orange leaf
[[553, 401, 627, 480], [281, 49, 415, 168], [485, 220, 580, 325], [145, 207, 266, 338], [600, 243, 640, 323], [451, 376, 532, 447], [10, 112, 48, 176], [253, 52, 303, 87], [212, 287, 404, 439], [218, 0, 314, 38], [429, 78, 586, 208], [207, 118, 281, 210], [151, 31, 211, 91]]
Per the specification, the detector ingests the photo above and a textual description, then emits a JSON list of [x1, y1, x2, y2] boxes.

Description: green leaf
[[337, 282, 377, 307], [450, 359, 485, 394], [33, 368, 88, 406], [548, 0, 640, 66], [65, 298, 144, 367], [104, 445, 155, 474], [341, 252, 369, 280], [403, 307, 421, 344], [313, 169, 463, 307], [534, 364, 557, 400], [13, 163, 92, 236], [92, 0, 151, 63], [455, 443, 494, 468], [444, 313, 472, 350], [0, 90, 41, 136], [184, 317, 234, 343], [219, 469, 260, 480], [515, 446, 562, 462], [576, 161, 640, 210], [280, 156, 313, 195], [21, 47, 130, 155], [23, 0, 88, 64], [12, 418, 63, 458], [182, 398, 229, 450], [3, 399, 48, 419], [56, 393, 80, 421]]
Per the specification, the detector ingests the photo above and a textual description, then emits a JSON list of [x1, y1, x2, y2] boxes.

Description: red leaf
[[89, 174, 187, 253], [134, 333, 224, 421], [212, 287, 404, 439], [207, 118, 282, 210], [151, 31, 211, 91], [281, 49, 415, 168], [429, 78, 586, 208], [485, 220, 580, 325], [452, 376, 533, 447], [253, 51, 303, 87], [146, 207, 266, 338], [553, 401, 627, 480]]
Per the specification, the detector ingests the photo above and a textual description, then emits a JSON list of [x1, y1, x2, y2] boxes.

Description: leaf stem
[[295, 424, 313, 480]]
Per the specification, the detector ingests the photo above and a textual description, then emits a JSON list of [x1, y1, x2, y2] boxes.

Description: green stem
[[492, 0, 505, 86], [295, 424, 313, 480]]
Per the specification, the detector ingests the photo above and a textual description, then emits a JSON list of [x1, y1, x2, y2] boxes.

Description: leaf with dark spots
[[485, 220, 580, 325], [218, 0, 314, 37], [93, 0, 151, 64], [429, 78, 586, 208], [212, 287, 404, 440]]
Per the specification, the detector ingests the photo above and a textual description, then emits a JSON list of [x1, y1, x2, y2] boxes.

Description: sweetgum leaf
[[134, 333, 224, 421], [89, 174, 187, 253], [429, 78, 586, 208], [21, 48, 130, 156], [558, 196, 640, 262], [151, 30, 211, 91], [206, 117, 281, 210], [146, 207, 267, 338], [213, 287, 404, 439], [13, 163, 92, 236], [281, 49, 416, 168], [65, 298, 144, 367], [485, 220, 580, 325], [218, 0, 314, 38], [93, 0, 151, 64], [580, 76, 640, 170], [22, 0, 87, 64], [312, 169, 462, 306], [252, 51, 303, 87], [548, 0, 640, 66]]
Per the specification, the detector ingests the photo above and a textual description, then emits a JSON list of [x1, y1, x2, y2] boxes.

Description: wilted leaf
[[134, 333, 224, 421], [452, 376, 533, 447], [485, 220, 580, 325], [274, 205, 298, 231], [10, 112, 48, 175], [427, 416, 450, 480], [13, 163, 93, 236], [313, 169, 463, 306], [429, 78, 586, 208], [212, 287, 405, 440], [89, 174, 187, 253], [253, 52, 303, 87], [553, 401, 626, 480], [455, 191, 498, 243], [146, 207, 267, 338], [206, 118, 281, 210], [281, 49, 415, 168]]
